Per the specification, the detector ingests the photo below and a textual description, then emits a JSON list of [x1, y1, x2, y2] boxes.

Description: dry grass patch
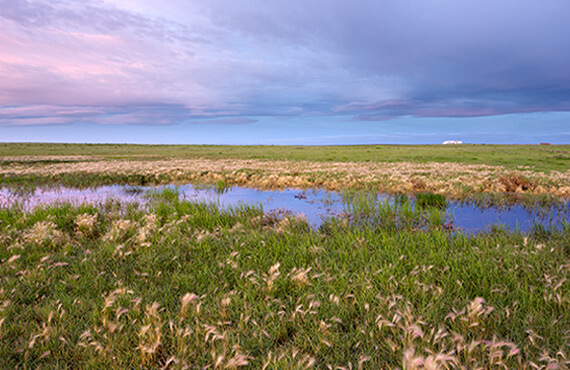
[[2, 157, 570, 201]]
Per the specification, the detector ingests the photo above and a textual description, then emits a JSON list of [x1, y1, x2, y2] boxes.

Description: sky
[[1, 0, 569, 145]]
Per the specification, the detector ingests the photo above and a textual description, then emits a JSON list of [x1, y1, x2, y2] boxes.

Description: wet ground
[[1, 185, 568, 233]]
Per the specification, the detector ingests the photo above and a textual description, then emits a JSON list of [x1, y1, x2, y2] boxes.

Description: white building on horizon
[[442, 140, 463, 145]]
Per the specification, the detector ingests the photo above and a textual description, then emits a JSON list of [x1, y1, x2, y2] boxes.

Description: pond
[[0, 184, 568, 233]]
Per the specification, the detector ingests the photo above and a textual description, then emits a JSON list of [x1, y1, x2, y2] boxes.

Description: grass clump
[[499, 173, 536, 192], [1, 197, 567, 368], [416, 192, 447, 209], [341, 191, 448, 231], [144, 186, 181, 203], [215, 179, 229, 194]]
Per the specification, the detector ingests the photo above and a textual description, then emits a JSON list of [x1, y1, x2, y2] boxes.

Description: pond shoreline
[[1, 184, 567, 234], [1, 157, 569, 207]]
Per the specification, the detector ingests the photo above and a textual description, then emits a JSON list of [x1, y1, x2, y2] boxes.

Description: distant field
[[1, 143, 569, 202], [1, 143, 569, 172]]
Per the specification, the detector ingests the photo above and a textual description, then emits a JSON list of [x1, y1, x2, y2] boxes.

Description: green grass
[[0, 193, 568, 368], [1, 143, 569, 171], [0, 172, 169, 190], [416, 192, 448, 209]]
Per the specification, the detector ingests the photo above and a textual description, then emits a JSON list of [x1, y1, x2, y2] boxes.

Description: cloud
[[192, 117, 258, 125], [0, 104, 194, 126], [0, 105, 103, 126], [0, 0, 569, 127]]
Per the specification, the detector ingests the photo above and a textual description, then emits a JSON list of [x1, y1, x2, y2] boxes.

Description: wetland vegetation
[[0, 193, 568, 368], [1, 143, 569, 204], [0, 144, 569, 368]]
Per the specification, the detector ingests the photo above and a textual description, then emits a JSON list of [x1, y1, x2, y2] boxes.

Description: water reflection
[[0, 185, 567, 233]]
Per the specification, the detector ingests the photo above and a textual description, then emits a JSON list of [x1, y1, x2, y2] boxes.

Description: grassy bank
[[2, 143, 569, 204], [2, 160, 569, 207], [1, 143, 569, 172], [0, 193, 568, 368]]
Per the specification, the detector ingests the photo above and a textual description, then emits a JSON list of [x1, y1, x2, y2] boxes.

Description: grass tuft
[[416, 192, 447, 209]]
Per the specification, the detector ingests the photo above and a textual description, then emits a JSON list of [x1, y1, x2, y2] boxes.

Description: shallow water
[[0, 185, 567, 233]]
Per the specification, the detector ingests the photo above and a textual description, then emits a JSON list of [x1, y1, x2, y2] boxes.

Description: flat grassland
[[0, 143, 569, 368], [1, 143, 569, 201], [1, 142, 569, 170]]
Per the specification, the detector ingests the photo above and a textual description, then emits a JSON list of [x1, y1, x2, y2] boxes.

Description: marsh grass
[[499, 173, 536, 192], [2, 145, 570, 205], [416, 193, 447, 209], [0, 191, 568, 368], [145, 186, 181, 203], [1, 143, 569, 172], [0, 172, 166, 190], [124, 185, 145, 195], [341, 191, 449, 232], [215, 179, 230, 194]]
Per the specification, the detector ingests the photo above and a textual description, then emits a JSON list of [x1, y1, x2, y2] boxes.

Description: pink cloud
[[1, 0, 569, 129], [0, 5, 225, 109]]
